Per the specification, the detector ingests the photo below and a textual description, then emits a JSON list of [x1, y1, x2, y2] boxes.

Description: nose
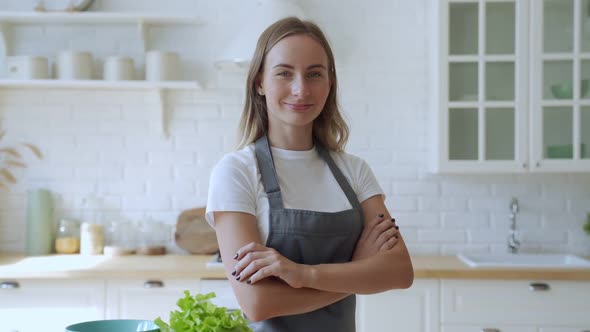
[[291, 75, 310, 97]]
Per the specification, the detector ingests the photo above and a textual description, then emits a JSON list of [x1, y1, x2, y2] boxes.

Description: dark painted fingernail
[[231, 270, 236, 276], [236, 275, 241, 281], [233, 253, 238, 259], [247, 280, 251, 284], [394, 235, 399, 239], [378, 214, 384, 218], [394, 225, 399, 230], [391, 218, 396, 223]]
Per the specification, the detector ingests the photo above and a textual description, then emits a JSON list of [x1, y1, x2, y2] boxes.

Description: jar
[[103, 220, 135, 257], [55, 219, 80, 254], [136, 221, 167, 255], [80, 222, 104, 255]]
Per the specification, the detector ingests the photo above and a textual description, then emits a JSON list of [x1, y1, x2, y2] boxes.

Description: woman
[[206, 17, 413, 331]]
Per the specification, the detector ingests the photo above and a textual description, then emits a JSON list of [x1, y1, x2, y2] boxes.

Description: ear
[[255, 75, 265, 96]]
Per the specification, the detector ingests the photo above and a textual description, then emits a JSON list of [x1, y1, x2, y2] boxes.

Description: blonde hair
[[237, 17, 349, 151]]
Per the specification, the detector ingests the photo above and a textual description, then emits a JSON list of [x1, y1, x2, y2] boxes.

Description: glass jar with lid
[[55, 219, 80, 254]]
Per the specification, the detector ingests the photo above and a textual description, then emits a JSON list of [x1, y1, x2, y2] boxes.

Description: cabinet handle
[[481, 329, 500, 332], [522, 162, 527, 168], [529, 282, 550, 291], [0, 281, 20, 289], [143, 280, 164, 288], [535, 161, 540, 167]]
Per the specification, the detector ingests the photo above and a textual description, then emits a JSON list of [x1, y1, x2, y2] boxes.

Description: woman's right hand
[[352, 214, 399, 261]]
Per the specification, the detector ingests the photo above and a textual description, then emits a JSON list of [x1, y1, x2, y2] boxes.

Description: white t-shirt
[[205, 144, 385, 244]]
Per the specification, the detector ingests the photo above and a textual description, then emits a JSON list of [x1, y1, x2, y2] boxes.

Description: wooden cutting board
[[174, 207, 219, 254]]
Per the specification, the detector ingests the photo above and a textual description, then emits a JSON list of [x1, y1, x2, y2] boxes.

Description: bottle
[[26, 188, 54, 256], [55, 219, 80, 254]]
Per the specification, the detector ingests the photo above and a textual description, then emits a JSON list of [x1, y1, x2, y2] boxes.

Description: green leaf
[[156, 290, 253, 332]]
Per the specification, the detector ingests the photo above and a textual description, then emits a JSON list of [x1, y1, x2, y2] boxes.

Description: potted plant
[[0, 129, 42, 190], [584, 213, 590, 236]]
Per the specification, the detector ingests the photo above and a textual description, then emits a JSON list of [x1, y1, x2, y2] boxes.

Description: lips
[[284, 102, 314, 112]]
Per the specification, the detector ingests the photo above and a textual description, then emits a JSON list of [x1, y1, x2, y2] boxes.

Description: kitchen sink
[[457, 253, 590, 268]]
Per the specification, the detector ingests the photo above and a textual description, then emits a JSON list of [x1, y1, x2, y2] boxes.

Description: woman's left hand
[[232, 242, 306, 288]]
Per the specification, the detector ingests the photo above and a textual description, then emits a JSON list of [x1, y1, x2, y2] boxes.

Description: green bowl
[[551, 79, 589, 99], [65, 319, 159, 332]]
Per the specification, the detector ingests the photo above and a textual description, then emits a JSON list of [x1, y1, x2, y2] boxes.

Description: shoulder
[[216, 145, 256, 168], [209, 145, 258, 185], [329, 150, 371, 171]]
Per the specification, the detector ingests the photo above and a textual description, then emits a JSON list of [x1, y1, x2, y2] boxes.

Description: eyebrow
[[272, 63, 328, 70]]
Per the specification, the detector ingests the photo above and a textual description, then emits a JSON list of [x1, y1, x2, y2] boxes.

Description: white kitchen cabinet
[[441, 279, 590, 329], [0, 279, 105, 332], [441, 325, 537, 332], [430, 0, 590, 173], [198, 279, 241, 311], [356, 279, 440, 332], [105, 279, 200, 322]]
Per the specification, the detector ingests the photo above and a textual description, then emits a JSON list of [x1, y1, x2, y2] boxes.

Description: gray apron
[[250, 135, 364, 332]]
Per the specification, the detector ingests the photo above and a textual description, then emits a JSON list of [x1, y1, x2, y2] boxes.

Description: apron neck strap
[[255, 135, 284, 208], [255, 135, 362, 211]]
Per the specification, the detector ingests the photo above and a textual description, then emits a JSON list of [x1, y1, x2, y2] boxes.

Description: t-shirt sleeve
[[205, 154, 257, 227], [354, 157, 385, 204]]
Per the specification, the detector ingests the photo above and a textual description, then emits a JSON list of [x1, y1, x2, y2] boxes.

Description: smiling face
[[257, 34, 331, 131]]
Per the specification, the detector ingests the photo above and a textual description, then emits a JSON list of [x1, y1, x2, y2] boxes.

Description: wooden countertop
[[1, 254, 590, 281]]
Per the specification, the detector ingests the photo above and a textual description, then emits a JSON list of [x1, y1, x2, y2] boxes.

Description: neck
[[267, 124, 313, 151]]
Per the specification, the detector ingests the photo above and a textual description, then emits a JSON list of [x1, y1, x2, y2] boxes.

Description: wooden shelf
[[0, 11, 204, 25], [0, 79, 202, 90]]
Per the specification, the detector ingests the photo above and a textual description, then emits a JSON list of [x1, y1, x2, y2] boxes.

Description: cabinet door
[[441, 280, 590, 326], [356, 279, 439, 332], [105, 279, 199, 322], [441, 325, 536, 332], [432, 0, 528, 173], [540, 327, 590, 332], [0, 279, 105, 332], [530, 0, 590, 172], [198, 279, 240, 311]]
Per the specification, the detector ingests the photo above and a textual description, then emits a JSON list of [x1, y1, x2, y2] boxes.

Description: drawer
[[441, 280, 590, 325], [442, 325, 536, 332], [539, 328, 590, 332], [199, 279, 240, 310]]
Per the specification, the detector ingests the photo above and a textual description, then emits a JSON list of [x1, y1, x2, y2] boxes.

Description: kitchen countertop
[[1, 254, 590, 280]]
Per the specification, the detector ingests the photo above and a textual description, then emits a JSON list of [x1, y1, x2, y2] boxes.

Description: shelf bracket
[[137, 19, 146, 53], [149, 88, 169, 139], [0, 22, 7, 77]]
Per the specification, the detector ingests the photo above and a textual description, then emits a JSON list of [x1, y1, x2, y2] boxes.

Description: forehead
[[264, 34, 329, 68]]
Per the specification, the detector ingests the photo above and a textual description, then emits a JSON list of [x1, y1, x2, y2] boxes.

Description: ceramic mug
[[103, 56, 134, 81], [6, 56, 50, 79], [145, 51, 180, 81], [57, 51, 93, 80]]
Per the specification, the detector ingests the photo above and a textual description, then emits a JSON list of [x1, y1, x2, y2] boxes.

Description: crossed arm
[[213, 194, 414, 322]]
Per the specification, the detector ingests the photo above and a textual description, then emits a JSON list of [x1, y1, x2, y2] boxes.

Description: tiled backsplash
[[0, 0, 589, 255]]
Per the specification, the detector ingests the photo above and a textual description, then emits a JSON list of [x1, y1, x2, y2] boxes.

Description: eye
[[308, 71, 323, 78], [276, 71, 291, 77]]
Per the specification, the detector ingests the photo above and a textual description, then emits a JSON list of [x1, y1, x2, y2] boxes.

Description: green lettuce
[[155, 291, 253, 332]]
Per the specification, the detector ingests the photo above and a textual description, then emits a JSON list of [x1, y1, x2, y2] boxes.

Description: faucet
[[507, 197, 521, 254]]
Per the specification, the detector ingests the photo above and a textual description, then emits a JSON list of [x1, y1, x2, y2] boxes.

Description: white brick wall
[[1, 0, 589, 255]]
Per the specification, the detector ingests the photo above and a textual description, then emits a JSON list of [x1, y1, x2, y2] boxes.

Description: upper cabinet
[[431, 0, 590, 173]]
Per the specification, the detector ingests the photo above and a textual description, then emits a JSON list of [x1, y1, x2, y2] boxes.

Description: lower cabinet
[[357, 279, 590, 332], [0, 278, 237, 332], [0, 279, 105, 332], [441, 280, 590, 332], [105, 279, 200, 322], [356, 279, 440, 332], [441, 326, 537, 332]]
